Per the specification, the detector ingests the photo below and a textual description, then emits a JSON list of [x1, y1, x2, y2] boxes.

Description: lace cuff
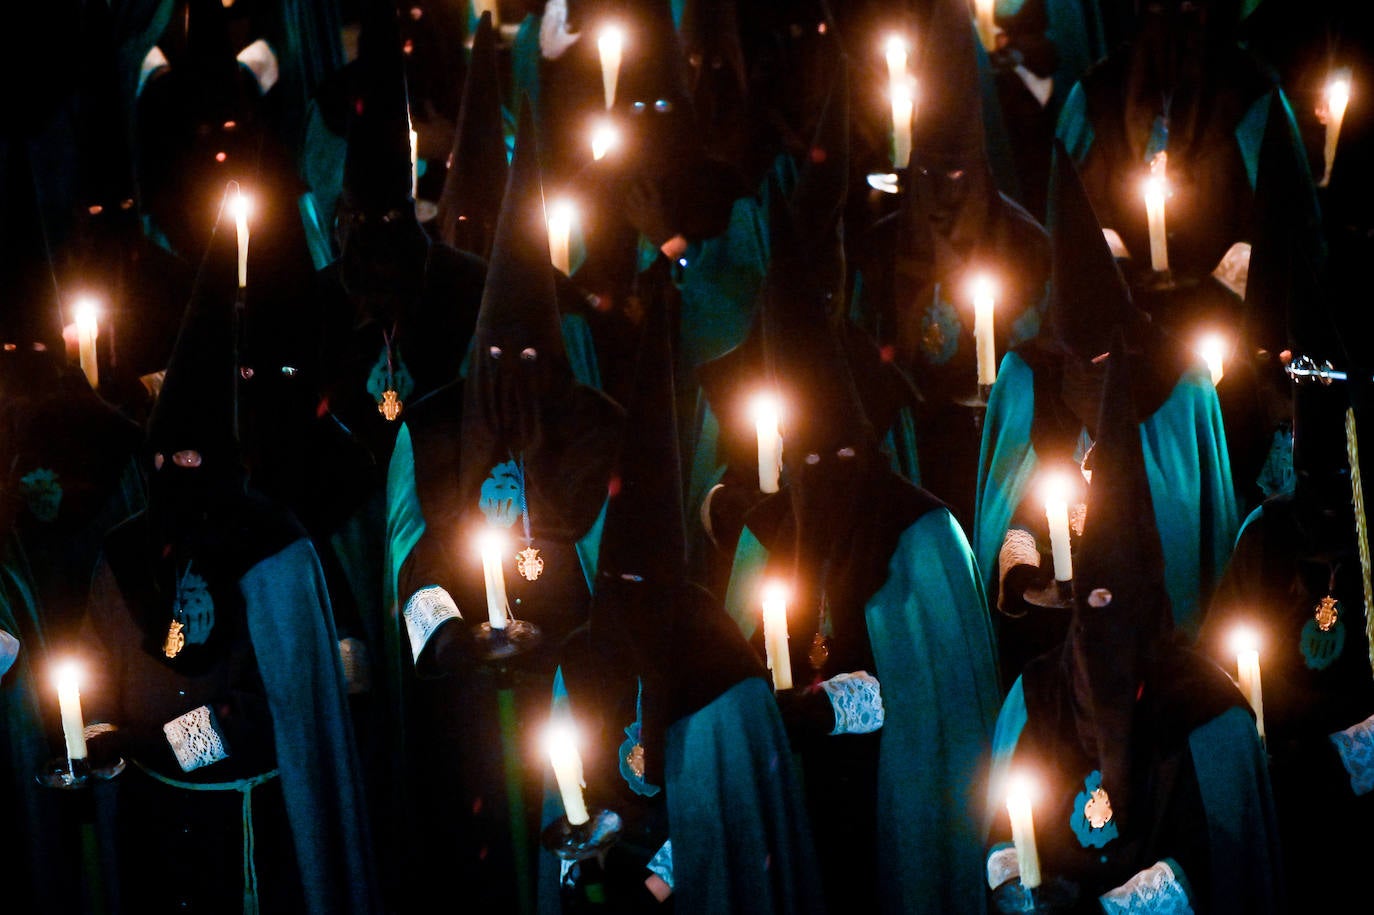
[[987, 843, 1019, 890], [998, 528, 1040, 608], [403, 586, 463, 663], [0, 630, 18, 678], [1099, 859, 1193, 914], [821, 671, 885, 735], [339, 637, 371, 695], [163, 705, 230, 773], [1331, 714, 1374, 797]]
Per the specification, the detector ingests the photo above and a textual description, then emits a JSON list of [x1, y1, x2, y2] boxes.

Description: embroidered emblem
[[516, 546, 544, 582], [163, 619, 185, 658], [1301, 610, 1345, 671], [920, 296, 962, 366], [175, 569, 215, 645], [618, 720, 661, 797], [378, 388, 402, 421], [1071, 771, 1119, 848], [1315, 595, 1340, 631], [18, 468, 62, 523], [365, 344, 414, 421], [479, 460, 523, 528]]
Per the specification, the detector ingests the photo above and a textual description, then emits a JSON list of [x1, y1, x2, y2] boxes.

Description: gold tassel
[[1344, 408, 1374, 681]]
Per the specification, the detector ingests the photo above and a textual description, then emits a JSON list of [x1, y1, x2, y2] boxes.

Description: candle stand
[[36, 754, 124, 790], [1023, 578, 1074, 610], [471, 618, 542, 663], [995, 876, 1079, 913], [541, 807, 623, 863]]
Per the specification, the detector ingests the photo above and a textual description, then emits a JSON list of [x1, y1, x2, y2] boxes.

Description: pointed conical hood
[[1047, 141, 1146, 359], [680, 0, 748, 164], [914, 0, 987, 163], [147, 191, 241, 467], [1064, 326, 1173, 829], [616, 0, 692, 108], [343, 0, 414, 210], [436, 11, 507, 256]]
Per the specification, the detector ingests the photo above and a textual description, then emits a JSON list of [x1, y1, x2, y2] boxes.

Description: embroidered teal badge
[[479, 460, 523, 528], [920, 296, 961, 365], [1071, 770, 1119, 849], [365, 344, 415, 405], [1301, 612, 1345, 671], [18, 468, 62, 523]]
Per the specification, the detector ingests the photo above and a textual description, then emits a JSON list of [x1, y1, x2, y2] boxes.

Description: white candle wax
[[598, 26, 623, 110], [1043, 476, 1073, 582], [478, 529, 510, 630], [972, 275, 997, 386], [1143, 176, 1168, 273], [1234, 630, 1265, 740], [74, 299, 99, 390], [891, 79, 914, 170], [410, 127, 419, 200], [55, 663, 88, 762], [1006, 776, 1042, 890], [230, 191, 250, 289], [752, 395, 782, 494], [975, 0, 998, 51], [546, 723, 590, 826], [762, 582, 793, 691], [884, 36, 907, 90], [547, 201, 574, 276], [1320, 71, 1351, 188]]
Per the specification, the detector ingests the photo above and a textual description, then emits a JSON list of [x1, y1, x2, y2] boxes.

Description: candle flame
[[1142, 174, 1167, 206], [53, 660, 82, 691], [73, 298, 99, 333], [891, 75, 916, 107], [751, 393, 782, 426], [761, 580, 790, 607], [544, 719, 581, 756], [969, 274, 997, 303], [1196, 333, 1228, 385], [476, 527, 508, 560], [229, 190, 251, 222], [884, 35, 908, 79], [1230, 626, 1261, 656], [1328, 75, 1352, 122], [1041, 471, 1072, 507], [590, 121, 618, 161], [1006, 771, 1038, 806], [597, 25, 624, 59], [867, 172, 900, 194], [548, 199, 575, 227]]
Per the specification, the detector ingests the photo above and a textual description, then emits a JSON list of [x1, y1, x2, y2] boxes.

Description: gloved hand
[[774, 684, 836, 741], [990, 876, 1080, 914]]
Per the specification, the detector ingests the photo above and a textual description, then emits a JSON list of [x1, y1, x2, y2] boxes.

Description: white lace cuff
[[646, 839, 674, 890], [1331, 714, 1374, 797], [339, 637, 371, 695], [163, 705, 230, 772], [1099, 859, 1193, 915], [998, 528, 1040, 609], [821, 671, 885, 735], [0, 630, 18, 678], [987, 843, 1019, 890], [404, 586, 463, 663], [236, 39, 279, 94]]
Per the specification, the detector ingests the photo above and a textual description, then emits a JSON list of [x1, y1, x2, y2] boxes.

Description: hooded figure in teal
[[974, 142, 1237, 689], [720, 57, 1001, 915], [79, 203, 379, 915], [985, 327, 1282, 915]]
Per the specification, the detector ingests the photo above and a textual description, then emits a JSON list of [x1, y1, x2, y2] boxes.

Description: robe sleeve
[[242, 538, 380, 915], [974, 351, 1041, 605], [867, 510, 1001, 915]]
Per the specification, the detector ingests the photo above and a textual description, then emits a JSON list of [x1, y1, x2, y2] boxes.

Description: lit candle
[[545, 721, 590, 826], [884, 34, 915, 171], [229, 190, 250, 289], [971, 274, 997, 387], [547, 199, 574, 276], [974, 0, 998, 52], [884, 34, 907, 90], [410, 126, 419, 199], [54, 662, 88, 763], [1006, 773, 1042, 890], [761, 581, 793, 692], [597, 25, 624, 110], [1143, 152, 1169, 274], [591, 120, 617, 161], [477, 528, 510, 630], [1233, 628, 1265, 740], [1043, 473, 1073, 582], [73, 298, 99, 390], [1320, 69, 1351, 188], [752, 394, 783, 494], [1197, 333, 1226, 386]]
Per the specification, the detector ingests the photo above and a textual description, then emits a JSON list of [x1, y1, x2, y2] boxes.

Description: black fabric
[[342, 0, 414, 211]]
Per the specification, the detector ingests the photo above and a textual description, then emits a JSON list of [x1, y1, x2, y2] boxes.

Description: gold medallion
[[516, 546, 544, 581], [808, 633, 831, 671], [163, 620, 185, 659], [626, 743, 646, 780], [1084, 786, 1113, 829], [1315, 594, 1340, 632], [378, 389, 403, 421]]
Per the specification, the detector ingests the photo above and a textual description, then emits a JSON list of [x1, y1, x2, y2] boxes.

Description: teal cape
[[973, 351, 1238, 641], [727, 508, 1002, 915]]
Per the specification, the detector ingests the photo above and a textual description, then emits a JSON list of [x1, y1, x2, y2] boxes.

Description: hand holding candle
[[1142, 152, 1169, 274], [546, 721, 590, 826], [1006, 773, 1042, 890], [752, 394, 783, 494], [1042, 473, 1073, 583], [598, 25, 624, 110], [229, 189, 251, 290], [477, 528, 511, 631], [970, 274, 997, 387], [1232, 627, 1265, 740], [761, 581, 793, 692], [54, 662, 89, 765], [547, 199, 574, 276], [73, 298, 99, 391], [1319, 68, 1351, 188]]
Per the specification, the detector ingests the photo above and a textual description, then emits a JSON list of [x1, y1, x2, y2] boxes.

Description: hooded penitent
[[435, 11, 507, 258], [337, 0, 430, 302], [458, 102, 622, 542]]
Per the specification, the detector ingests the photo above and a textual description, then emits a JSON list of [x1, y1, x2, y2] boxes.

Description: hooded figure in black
[[384, 103, 623, 913], [851, 0, 1050, 531], [719, 58, 1001, 915], [549, 271, 823, 913], [974, 143, 1238, 689], [985, 327, 1283, 915], [79, 205, 379, 915]]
